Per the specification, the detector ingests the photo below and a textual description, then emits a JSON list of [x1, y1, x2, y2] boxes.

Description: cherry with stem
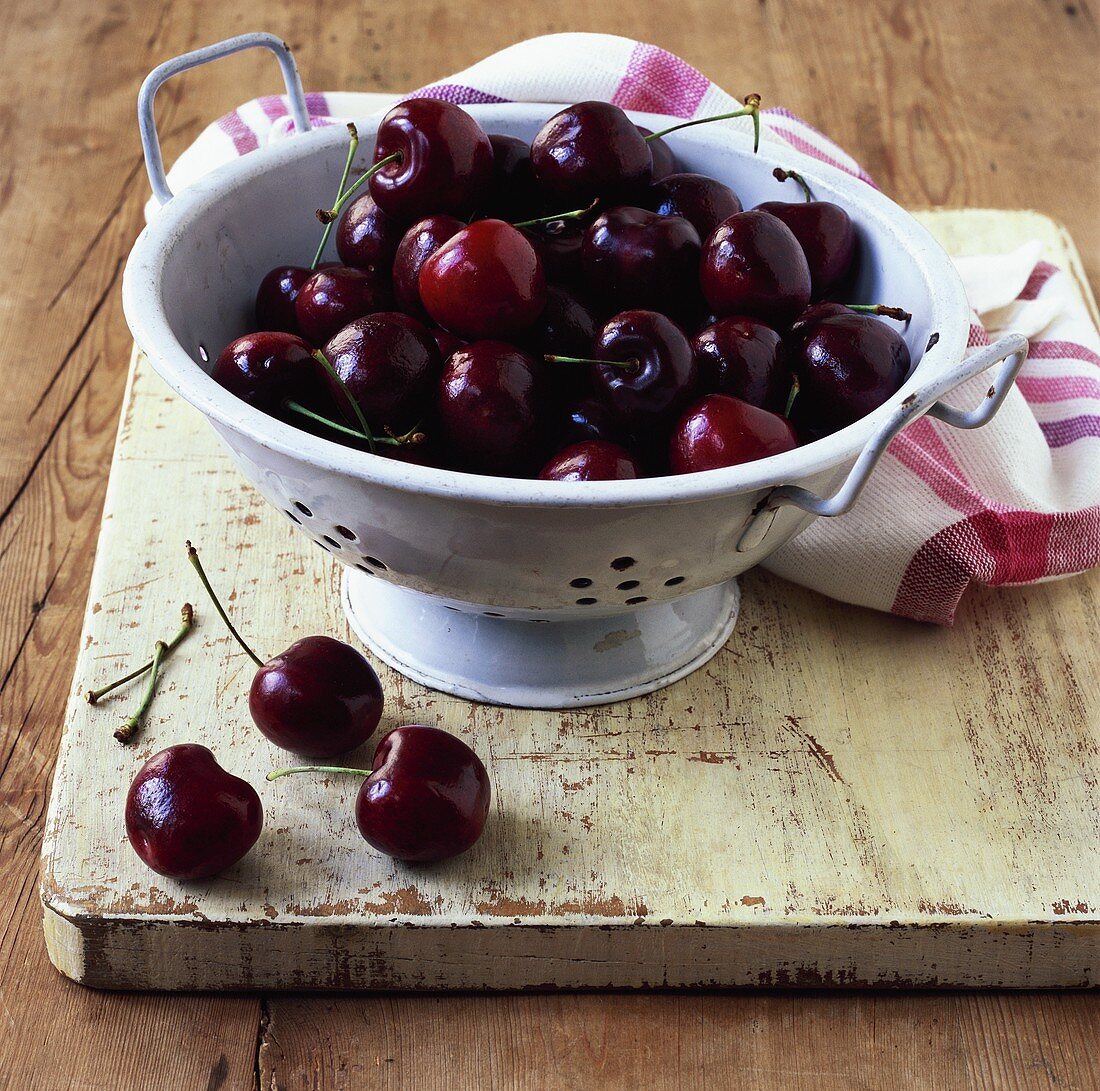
[[511, 200, 599, 231], [114, 639, 167, 744], [283, 399, 425, 448], [544, 354, 639, 370], [310, 349, 377, 453], [845, 304, 911, 321], [644, 94, 763, 154], [311, 123, 360, 270], [772, 166, 815, 202], [86, 603, 194, 705]]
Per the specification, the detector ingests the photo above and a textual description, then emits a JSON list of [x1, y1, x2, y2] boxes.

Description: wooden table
[[2, 0, 1097, 1086]]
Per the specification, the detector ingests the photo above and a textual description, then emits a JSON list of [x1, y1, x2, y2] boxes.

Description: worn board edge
[[40, 208, 1100, 990]]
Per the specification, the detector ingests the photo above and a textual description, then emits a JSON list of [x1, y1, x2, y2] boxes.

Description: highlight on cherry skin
[[268, 725, 493, 863]]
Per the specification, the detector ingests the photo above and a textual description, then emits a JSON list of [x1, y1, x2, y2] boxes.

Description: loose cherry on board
[[295, 265, 391, 346], [212, 332, 322, 416], [267, 724, 491, 863], [187, 544, 383, 758], [539, 440, 642, 481], [126, 744, 263, 880], [530, 101, 653, 205], [582, 207, 702, 316], [322, 311, 441, 431], [256, 265, 312, 333], [419, 219, 547, 340], [392, 214, 466, 320], [670, 393, 799, 473], [692, 317, 787, 412], [700, 210, 812, 327], [757, 168, 857, 299], [589, 309, 699, 434], [646, 172, 743, 240], [438, 341, 543, 475], [336, 192, 408, 273], [786, 308, 912, 434], [369, 98, 494, 220]]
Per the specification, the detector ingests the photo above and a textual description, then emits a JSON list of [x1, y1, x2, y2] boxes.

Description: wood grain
[[2, 0, 1097, 1086]]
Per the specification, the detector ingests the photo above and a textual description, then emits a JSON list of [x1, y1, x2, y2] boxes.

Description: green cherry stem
[[645, 94, 762, 154], [845, 304, 912, 322], [511, 199, 600, 230], [283, 400, 425, 447], [315, 151, 403, 229], [114, 639, 167, 744], [310, 350, 377, 453], [85, 603, 195, 705], [311, 123, 361, 269], [784, 376, 800, 419], [185, 542, 266, 669], [772, 166, 815, 202], [544, 355, 640, 370], [267, 765, 371, 782]]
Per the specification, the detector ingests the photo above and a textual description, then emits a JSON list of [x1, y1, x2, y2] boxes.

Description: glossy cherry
[[369, 98, 494, 220], [530, 101, 653, 205], [419, 219, 547, 340], [637, 126, 677, 180], [539, 440, 641, 481], [692, 317, 787, 411], [552, 397, 628, 449], [336, 192, 407, 273], [582, 206, 701, 315], [125, 744, 263, 880], [392, 214, 466, 320], [256, 265, 311, 332], [323, 311, 440, 431], [647, 172, 742, 240], [700, 210, 812, 327], [523, 224, 585, 287], [187, 544, 383, 758], [786, 309, 911, 433], [295, 265, 391, 346], [267, 725, 491, 863], [212, 332, 321, 415], [670, 393, 799, 473], [438, 341, 542, 474], [757, 169, 857, 298], [483, 133, 541, 220], [522, 285, 599, 407], [430, 327, 464, 361], [592, 309, 698, 433]]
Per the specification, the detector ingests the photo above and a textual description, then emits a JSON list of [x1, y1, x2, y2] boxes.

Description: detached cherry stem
[[511, 200, 599, 230], [185, 542, 265, 669], [85, 603, 195, 705], [845, 303, 912, 322], [310, 350, 377, 453], [267, 765, 370, 782], [772, 167, 815, 203], [645, 93, 762, 154], [114, 640, 167, 744]]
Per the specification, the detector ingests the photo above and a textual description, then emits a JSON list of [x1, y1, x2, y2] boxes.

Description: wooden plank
[[0, 0, 1096, 1084], [38, 207, 1100, 992]]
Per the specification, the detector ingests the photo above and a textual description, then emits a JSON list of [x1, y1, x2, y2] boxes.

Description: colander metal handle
[[736, 332, 1028, 552], [138, 32, 311, 206]]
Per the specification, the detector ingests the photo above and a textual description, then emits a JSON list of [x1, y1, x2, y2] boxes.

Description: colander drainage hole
[[334, 525, 357, 541], [616, 580, 640, 591], [483, 611, 505, 618], [322, 535, 342, 549], [569, 577, 593, 589], [363, 556, 388, 570], [315, 539, 331, 552], [610, 556, 635, 571], [576, 597, 598, 605], [664, 576, 685, 587], [285, 510, 301, 525], [625, 596, 648, 605], [294, 502, 313, 518], [355, 563, 373, 574]]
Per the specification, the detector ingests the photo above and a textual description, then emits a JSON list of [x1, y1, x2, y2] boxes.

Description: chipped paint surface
[[39, 213, 1100, 992]]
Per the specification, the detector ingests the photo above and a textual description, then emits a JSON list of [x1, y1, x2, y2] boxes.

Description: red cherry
[[212, 331, 321, 416], [392, 214, 466, 320], [419, 219, 547, 340], [255, 265, 311, 333], [636, 126, 677, 180], [692, 317, 787, 411], [125, 745, 263, 879], [369, 99, 494, 220], [539, 440, 642, 481], [523, 224, 585, 287], [647, 172, 743, 240], [295, 265, 391, 346], [482, 134, 541, 220], [336, 192, 408, 273], [700, 210, 811, 327], [670, 393, 799, 473]]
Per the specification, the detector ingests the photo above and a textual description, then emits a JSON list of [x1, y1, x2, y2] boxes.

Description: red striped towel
[[157, 33, 1100, 624]]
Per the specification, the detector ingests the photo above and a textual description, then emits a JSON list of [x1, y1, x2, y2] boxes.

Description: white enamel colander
[[122, 34, 1027, 708]]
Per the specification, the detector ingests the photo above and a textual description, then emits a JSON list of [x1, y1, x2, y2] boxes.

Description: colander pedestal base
[[342, 572, 740, 709]]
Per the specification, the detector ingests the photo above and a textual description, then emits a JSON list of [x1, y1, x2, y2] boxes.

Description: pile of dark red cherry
[[213, 96, 912, 481]]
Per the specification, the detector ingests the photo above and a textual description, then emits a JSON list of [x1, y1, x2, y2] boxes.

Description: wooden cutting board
[[41, 210, 1100, 990]]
